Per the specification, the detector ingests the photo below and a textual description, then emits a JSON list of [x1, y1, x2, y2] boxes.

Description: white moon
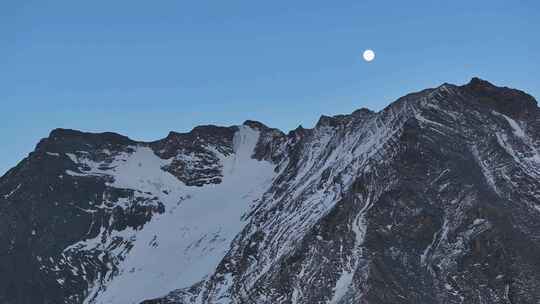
[[363, 49, 375, 62]]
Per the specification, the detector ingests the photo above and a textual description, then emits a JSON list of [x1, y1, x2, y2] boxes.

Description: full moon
[[363, 49, 375, 62]]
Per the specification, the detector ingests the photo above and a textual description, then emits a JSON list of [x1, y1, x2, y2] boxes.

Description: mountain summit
[[1, 78, 539, 304]]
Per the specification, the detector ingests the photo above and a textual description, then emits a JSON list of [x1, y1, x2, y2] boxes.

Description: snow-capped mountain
[[1, 78, 540, 304]]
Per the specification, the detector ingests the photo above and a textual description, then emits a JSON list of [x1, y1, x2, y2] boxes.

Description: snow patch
[[473, 218, 486, 225], [499, 113, 526, 139], [329, 270, 354, 304]]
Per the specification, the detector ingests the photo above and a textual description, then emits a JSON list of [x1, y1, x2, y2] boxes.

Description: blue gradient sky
[[2, 0, 539, 175]]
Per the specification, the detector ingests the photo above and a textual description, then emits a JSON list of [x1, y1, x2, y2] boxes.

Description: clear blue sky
[[2, 0, 539, 175]]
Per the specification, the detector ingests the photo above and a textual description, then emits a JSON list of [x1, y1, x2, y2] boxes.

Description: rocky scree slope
[[1, 78, 539, 304]]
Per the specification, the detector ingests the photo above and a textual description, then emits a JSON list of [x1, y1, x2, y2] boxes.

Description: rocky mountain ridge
[[1, 78, 539, 304]]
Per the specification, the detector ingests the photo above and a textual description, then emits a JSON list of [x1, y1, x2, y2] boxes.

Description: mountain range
[[1, 78, 539, 304]]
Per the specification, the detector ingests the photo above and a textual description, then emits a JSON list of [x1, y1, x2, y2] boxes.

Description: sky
[[1, 0, 539, 175]]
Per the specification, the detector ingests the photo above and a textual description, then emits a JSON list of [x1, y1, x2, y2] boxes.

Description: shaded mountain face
[[1, 78, 540, 304]]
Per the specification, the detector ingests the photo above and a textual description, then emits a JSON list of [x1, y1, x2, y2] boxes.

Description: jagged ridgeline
[[1, 78, 540, 304]]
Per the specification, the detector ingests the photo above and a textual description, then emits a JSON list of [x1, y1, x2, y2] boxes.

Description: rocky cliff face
[[1, 78, 539, 304]]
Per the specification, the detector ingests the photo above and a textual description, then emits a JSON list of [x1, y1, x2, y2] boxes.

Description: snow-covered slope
[[1, 78, 540, 304], [60, 126, 277, 304]]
